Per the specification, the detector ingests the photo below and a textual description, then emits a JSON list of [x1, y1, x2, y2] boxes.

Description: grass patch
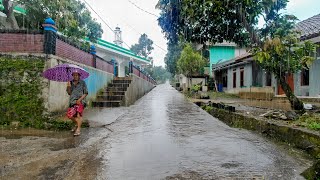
[[292, 113, 320, 131], [183, 91, 201, 99], [0, 118, 90, 131], [201, 105, 213, 113]]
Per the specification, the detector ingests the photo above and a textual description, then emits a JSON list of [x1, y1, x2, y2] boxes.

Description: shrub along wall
[[0, 55, 48, 128]]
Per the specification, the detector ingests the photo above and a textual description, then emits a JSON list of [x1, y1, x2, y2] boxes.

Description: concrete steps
[[102, 91, 126, 96], [92, 77, 132, 107], [96, 95, 124, 101], [92, 101, 122, 107]]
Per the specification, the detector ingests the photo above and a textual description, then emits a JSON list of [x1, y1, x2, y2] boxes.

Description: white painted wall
[[234, 48, 247, 57], [43, 55, 114, 113]]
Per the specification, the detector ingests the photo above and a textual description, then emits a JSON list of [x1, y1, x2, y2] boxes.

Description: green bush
[[0, 56, 48, 128], [192, 84, 201, 92], [294, 113, 320, 131]]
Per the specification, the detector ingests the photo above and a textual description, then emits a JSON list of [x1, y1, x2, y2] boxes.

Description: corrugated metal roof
[[295, 13, 320, 40]]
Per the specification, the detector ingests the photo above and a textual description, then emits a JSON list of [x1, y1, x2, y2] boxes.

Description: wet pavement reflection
[[98, 83, 310, 179]]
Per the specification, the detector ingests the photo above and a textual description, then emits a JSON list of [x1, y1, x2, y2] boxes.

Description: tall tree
[[157, 0, 318, 111], [0, 0, 103, 43], [254, 15, 317, 111], [0, 0, 19, 29], [130, 33, 154, 58], [177, 43, 206, 84], [144, 65, 171, 84], [164, 41, 182, 75], [157, 0, 288, 46]]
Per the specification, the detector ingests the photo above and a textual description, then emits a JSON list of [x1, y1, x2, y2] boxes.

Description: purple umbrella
[[42, 63, 90, 82]]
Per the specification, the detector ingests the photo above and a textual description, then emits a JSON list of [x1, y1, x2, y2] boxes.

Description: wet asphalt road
[[93, 83, 309, 179], [0, 83, 311, 180]]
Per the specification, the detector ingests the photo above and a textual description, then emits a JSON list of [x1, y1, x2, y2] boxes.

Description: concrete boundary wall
[[203, 106, 320, 159], [41, 54, 114, 113], [0, 52, 113, 114], [200, 105, 320, 178], [124, 74, 155, 106], [0, 33, 44, 53]]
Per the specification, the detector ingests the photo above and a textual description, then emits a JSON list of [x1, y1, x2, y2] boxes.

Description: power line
[[119, 18, 167, 53], [127, 0, 159, 18], [82, 0, 166, 53], [82, 0, 114, 33], [83, 0, 131, 49]]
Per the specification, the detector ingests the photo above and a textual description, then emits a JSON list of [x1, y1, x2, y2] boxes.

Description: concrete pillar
[[42, 18, 57, 55], [90, 45, 97, 68], [117, 59, 126, 77]]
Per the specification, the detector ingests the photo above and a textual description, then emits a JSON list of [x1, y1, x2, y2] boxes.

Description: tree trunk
[[3, 0, 19, 29], [236, 5, 262, 47], [278, 75, 305, 112]]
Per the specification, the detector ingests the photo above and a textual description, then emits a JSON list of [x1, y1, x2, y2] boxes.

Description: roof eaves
[[0, 1, 26, 15], [96, 39, 150, 63], [295, 13, 320, 40], [96, 42, 150, 64], [213, 53, 252, 70]]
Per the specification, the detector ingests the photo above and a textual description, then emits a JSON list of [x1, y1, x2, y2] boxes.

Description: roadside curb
[[200, 104, 320, 178], [206, 106, 320, 159]]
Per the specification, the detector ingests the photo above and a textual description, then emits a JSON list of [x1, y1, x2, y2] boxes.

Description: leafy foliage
[[293, 113, 320, 131], [255, 37, 316, 76], [0, 0, 103, 42], [130, 33, 154, 58], [254, 15, 317, 111], [164, 41, 183, 75], [0, 56, 47, 127], [157, 0, 288, 46], [177, 43, 206, 77], [157, 0, 318, 111], [144, 66, 172, 84], [0, 56, 83, 130], [191, 84, 201, 92], [157, 0, 288, 76]]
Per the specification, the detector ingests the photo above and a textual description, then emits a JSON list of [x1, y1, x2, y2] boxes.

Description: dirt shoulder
[[0, 107, 127, 179], [0, 128, 108, 180], [189, 96, 320, 135]]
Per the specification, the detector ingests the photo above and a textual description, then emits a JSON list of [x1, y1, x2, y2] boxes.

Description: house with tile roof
[[212, 13, 320, 98], [293, 13, 320, 97]]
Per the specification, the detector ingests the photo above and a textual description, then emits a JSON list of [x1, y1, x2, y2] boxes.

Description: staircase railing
[[131, 64, 156, 85]]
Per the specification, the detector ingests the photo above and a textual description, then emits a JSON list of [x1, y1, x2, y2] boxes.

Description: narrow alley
[[0, 83, 311, 179], [96, 83, 310, 179]]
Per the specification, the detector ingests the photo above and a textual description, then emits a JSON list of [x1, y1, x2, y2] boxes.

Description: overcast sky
[[83, 0, 319, 67]]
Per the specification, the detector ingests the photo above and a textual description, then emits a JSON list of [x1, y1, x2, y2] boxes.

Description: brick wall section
[[133, 66, 156, 84], [133, 66, 140, 77], [96, 57, 114, 74], [0, 33, 44, 53], [56, 39, 93, 66]]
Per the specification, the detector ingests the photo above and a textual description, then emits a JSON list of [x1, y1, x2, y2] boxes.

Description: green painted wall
[[209, 46, 235, 76]]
